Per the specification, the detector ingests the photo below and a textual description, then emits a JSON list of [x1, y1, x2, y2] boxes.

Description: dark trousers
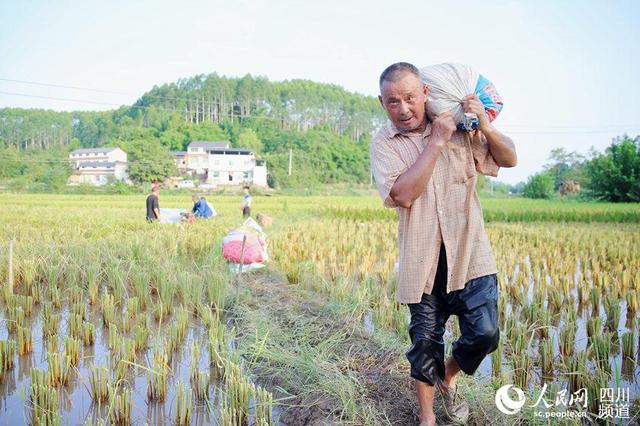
[[406, 243, 499, 385]]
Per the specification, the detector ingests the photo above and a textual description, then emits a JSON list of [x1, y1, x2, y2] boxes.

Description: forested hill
[[0, 73, 387, 189], [135, 74, 385, 140]]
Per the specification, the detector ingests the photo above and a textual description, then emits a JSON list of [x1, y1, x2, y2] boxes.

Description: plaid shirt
[[370, 120, 499, 304]]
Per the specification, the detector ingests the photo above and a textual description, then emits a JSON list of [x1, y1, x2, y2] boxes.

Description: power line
[[0, 78, 132, 96], [502, 123, 638, 130], [0, 91, 125, 107], [0, 80, 637, 135], [0, 90, 366, 129], [0, 76, 364, 111], [0, 77, 244, 108], [0, 90, 286, 123], [502, 128, 640, 135]]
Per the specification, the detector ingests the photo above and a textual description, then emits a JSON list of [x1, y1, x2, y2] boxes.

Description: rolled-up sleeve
[[470, 130, 499, 177], [370, 135, 408, 208]]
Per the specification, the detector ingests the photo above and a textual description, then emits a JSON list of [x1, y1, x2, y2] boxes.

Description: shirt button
[[438, 209, 443, 214]]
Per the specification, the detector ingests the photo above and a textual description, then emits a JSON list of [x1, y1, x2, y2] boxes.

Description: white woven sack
[[419, 63, 478, 124]]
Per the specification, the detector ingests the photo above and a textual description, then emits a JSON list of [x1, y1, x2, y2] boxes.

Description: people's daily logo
[[495, 385, 526, 415], [495, 384, 631, 420]]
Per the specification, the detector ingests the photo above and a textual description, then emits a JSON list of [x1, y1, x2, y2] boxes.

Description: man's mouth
[[400, 117, 412, 122]]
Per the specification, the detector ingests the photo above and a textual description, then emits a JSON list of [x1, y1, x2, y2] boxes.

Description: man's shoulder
[[371, 123, 395, 148], [369, 124, 395, 155]]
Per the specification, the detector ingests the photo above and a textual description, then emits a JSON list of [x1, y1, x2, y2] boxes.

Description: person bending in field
[[146, 183, 161, 222], [369, 62, 517, 426], [191, 195, 214, 219]]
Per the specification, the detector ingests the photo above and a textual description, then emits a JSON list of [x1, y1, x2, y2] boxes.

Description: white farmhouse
[[68, 147, 128, 186], [172, 141, 268, 187]]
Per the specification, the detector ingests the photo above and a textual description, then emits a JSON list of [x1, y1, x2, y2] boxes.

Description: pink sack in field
[[222, 235, 264, 264], [222, 218, 269, 269]]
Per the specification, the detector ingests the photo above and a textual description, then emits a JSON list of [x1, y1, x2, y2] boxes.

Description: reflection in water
[[84, 403, 109, 425], [480, 255, 640, 405], [0, 368, 16, 411], [146, 401, 169, 425], [59, 386, 74, 414], [17, 354, 34, 382]]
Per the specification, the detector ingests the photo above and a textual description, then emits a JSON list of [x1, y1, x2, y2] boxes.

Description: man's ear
[[423, 84, 429, 98], [378, 95, 384, 108]]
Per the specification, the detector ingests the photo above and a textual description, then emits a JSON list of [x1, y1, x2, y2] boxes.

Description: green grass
[[322, 197, 640, 223], [2, 194, 638, 230], [1, 193, 638, 425]]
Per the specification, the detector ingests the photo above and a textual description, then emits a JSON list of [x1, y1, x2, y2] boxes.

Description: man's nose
[[399, 101, 410, 115]]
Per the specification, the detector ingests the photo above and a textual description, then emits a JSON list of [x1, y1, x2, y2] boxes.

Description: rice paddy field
[[0, 193, 639, 425]]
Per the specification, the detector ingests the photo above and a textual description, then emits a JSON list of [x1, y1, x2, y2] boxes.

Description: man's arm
[[153, 197, 160, 219], [463, 94, 517, 168], [389, 112, 456, 208], [479, 125, 517, 167]]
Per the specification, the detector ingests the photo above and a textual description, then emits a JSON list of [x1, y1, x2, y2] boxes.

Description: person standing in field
[[370, 62, 517, 426], [241, 186, 252, 219], [146, 183, 161, 222]]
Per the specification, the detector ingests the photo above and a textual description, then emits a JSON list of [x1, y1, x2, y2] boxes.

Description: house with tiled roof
[[170, 140, 267, 187], [68, 147, 128, 185]]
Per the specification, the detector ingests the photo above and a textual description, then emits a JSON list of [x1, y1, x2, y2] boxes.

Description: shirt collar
[[386, 118, 432, 139]]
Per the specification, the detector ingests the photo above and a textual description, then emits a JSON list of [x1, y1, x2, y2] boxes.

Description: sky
[[1, 0, 639, 184]]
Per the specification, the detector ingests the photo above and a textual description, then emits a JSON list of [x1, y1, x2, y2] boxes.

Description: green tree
[[585, 136, 640, 202], [236, 128, 262, 154], [0, 146, 25, 178], [522, 172, 555, 199], [544, 147, 588, 190], [121, 138, 176, 183], [0, 71, 388, 189]]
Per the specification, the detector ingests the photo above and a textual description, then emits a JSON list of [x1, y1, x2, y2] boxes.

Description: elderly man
[[370, 62, 517, 426]]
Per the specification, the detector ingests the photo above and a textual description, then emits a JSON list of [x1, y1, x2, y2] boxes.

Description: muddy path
[[229, 268, 419, 425]]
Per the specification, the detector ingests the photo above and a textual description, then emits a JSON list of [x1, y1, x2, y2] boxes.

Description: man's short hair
[[379, 62, 421, 89]]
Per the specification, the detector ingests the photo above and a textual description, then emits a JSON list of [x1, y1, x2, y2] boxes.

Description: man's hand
[[462, 94, 490, 132], [462, 94, 518, 168], [430, 111, 456, 147], [389, 112, 454, 209]]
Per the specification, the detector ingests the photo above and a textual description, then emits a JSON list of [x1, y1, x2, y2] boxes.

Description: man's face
[[379, 72, 428, 132]]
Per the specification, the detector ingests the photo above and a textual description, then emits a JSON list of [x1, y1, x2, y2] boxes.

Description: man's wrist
[[427, 134, 447, 149], [478, 123, 496, 136]]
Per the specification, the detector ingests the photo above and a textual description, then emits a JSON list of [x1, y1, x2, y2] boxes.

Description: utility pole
[[288, 148, 292, 176]]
